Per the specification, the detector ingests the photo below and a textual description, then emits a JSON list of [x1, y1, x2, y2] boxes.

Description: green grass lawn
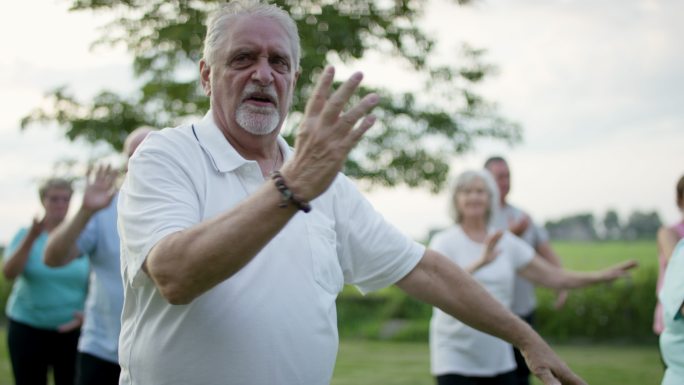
[[332, 340, 664, 385], [0, 330, 11, 385], [552, 240, 657, 271]]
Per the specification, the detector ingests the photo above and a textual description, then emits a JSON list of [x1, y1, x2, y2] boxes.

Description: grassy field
[[0, 334, 663, 384], [332, 340, 663, 385], [552, 240, 657, 271], [0, 331, 10, 385]]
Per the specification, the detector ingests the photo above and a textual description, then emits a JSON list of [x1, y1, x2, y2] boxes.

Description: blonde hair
[[449, 170, 500, 225], [38, 178, 73, 201]]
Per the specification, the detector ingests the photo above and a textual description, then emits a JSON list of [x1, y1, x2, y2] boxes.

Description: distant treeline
[[544, 209, 662, 241]]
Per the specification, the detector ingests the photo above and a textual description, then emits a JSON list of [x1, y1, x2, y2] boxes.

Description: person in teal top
[[3, 178, 89, 385], [660, 238, 684, 385]]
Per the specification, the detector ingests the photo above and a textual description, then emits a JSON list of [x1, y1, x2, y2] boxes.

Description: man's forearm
[[144, 180, 298, 305], [396, 250, 586, 384], [44, 207, 92, 266], [396, 249, 538, 348]]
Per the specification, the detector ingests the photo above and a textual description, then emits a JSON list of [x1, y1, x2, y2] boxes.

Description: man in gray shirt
[[486, 156, 567, 385]]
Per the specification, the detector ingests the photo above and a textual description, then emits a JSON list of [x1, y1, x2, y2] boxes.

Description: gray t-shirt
[[492, 203, 549, 315]]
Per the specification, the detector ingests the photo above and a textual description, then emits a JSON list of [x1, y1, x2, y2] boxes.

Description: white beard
[[236, 104, 280, 136]]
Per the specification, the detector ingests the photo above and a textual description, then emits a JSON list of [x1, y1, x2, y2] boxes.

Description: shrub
[[336, 265, 658, 343]]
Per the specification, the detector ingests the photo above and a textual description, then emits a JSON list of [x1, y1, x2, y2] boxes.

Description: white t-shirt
[[492, 204, 549, 316], [429, 225, 534, 377], [117, 111, 425, 385]]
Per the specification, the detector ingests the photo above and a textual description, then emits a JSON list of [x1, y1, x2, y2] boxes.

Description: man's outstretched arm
[[395, 249, 587, 385]]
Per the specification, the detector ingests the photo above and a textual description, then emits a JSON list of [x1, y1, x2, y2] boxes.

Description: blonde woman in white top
[[429, 170, 637, 385]]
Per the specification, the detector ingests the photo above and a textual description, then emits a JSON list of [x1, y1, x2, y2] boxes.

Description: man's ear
[[294, 67, 301, 86], [199, 59, 211, 96]]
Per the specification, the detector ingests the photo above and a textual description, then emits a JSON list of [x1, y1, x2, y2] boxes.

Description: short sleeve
[[532, 222, 550, 245], [118, 131, 203, 287], [76, 215, 98, 256], [506, 232, 536, 270], [4, 228, 28, 262], [332, 176, 424, 294], [660, 240, 684, 322], [429, 231, 451, 258]]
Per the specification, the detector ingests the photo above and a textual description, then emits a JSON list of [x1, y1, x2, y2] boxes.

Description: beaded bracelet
[[271, 171, 311, 213]]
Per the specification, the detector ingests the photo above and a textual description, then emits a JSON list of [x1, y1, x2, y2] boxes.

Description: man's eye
[[231, 54, 253, 67], [271, 58, 290, 73]]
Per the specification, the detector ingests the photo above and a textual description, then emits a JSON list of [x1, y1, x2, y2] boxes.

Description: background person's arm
[[535, 241, 569, 308], [396, 249, 587, 385], [658, 226, 680, 262], [3, 218, 43, 279], [518, 255, 637, 289], [44, 165, 117, 267], [464, 231, 502, 274]]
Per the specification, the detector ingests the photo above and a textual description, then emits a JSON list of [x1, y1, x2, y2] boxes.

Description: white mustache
[[241, 84, 278, 107]]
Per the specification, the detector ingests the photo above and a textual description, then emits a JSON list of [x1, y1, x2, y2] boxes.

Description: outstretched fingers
[[609, 259, 639, 279], [551, 366, 588, 385], [305, 66, 336, 116], [346, 114, 377, 147], [535, 369, 561, 385], [320, 71, 366, 128], [339, 92, 379, 139]]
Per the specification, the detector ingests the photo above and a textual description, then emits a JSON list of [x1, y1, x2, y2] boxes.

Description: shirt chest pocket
[[306, 223, 344, 295]]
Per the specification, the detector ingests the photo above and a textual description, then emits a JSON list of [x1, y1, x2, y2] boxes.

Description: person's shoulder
[[503, 202, 529, 217], [430, 226, 459, 243], [11, 227, 29, 240], [135, 123, 200, 160], [147, 124, 194, 146], [670, 221, 684, 237]]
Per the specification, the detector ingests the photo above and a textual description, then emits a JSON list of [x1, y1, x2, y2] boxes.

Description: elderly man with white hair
[[118, 2, 592, 385]]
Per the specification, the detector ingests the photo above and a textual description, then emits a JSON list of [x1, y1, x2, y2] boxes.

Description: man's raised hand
[[282, 66, 379, 201]]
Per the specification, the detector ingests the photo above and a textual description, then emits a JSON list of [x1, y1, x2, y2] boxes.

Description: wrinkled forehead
[[219, 15, 296, 61]]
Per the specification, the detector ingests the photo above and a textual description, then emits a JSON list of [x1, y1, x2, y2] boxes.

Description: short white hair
[[449, 169, 500, 225], [202, 1, 301, 69]]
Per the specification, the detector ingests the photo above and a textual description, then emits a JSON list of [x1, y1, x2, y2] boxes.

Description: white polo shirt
[[429, 225, 534, 377], [117, 111, 425, 385]]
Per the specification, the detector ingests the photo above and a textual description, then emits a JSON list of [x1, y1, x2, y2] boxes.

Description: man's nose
[[251, 57, 274, 85]]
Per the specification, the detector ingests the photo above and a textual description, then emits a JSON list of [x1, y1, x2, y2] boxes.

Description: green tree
[[623, 210, 662, 240], [21, 0, 520, 192], [602, 209, 621, 240], [545, 213, 598, 241]]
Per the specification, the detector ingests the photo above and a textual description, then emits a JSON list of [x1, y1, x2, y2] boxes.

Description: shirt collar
[[193, 110, 293, 173]]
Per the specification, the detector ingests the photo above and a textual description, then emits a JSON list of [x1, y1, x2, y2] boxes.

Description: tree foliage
[[545, 210, 662, 241], [21, 0, 521, 192], [545, 213, 599, 242], [623, 210, 662, 240]]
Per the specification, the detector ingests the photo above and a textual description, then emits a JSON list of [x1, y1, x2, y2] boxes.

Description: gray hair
[[484, 155, 507, 170], [449, 169, 500, 225], [202, 1, 301, 69], [38, 178, 73, 201]]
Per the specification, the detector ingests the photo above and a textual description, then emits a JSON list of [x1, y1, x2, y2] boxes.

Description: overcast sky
[[1, 0, 683, 244]]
